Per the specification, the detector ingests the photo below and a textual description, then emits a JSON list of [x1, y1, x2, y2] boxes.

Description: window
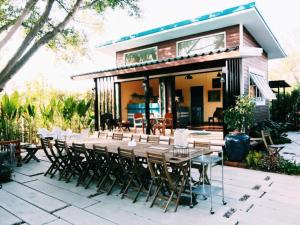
[[124, 47, 158, 65], [177, 32, 225, 56], [250, 79, 265, 105]]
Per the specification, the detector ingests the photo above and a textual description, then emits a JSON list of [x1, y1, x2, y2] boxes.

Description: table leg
[[25, 149, 39, 163]]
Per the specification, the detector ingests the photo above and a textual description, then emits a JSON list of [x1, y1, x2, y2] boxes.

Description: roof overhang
[[72, 46, 263, 80], [269, 80, 291, 88], [97, 2, 285, 59]]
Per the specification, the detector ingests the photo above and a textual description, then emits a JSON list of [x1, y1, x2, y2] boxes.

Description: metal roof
[[71, 46, 239, 80], [269, 80, 291, 88], [96, 2, 286, 59]]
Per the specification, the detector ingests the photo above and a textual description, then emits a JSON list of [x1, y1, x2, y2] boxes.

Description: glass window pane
[[177, 33, 225, 56], [125, 47, 157, 65]]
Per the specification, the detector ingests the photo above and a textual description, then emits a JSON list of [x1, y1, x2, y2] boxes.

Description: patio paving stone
[[44, 219, 72, 225], [24, 180, 98, 208], [2, 181, 68, 213], [0, 190, 57, 225], [12, 172, 37, 183], [0, 206, 22, 225], [53, 206, 117, 225]]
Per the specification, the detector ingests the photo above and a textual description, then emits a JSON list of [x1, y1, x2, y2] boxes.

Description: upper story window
[[124, 47, 158, 65], [177, 32, 226, 56]]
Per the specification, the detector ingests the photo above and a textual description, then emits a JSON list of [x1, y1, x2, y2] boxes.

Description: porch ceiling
[[72, 46, 241, 80]]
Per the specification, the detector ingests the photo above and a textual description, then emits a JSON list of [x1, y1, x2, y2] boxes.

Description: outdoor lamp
[[185, 74, 193, 80], [217, 67, 227, 83]]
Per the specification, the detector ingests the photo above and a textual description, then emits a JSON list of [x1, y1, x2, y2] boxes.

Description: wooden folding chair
[[59, 143, 86, 184], [118, 147, 149, 203], [122, 133, 133, 141], [146, 152, 189, 212], [55, 140, 74, 181], [132, 134, 141, 142], [98, 132, 108, 139], [147, 135, 160, 144], [41, 138, 57, 177], [71, 143, 90, 187], [112, 133, 123, 141], [93, 145, 123, 195], [133, 113, 145, 133], [261, 130, 284, 158]]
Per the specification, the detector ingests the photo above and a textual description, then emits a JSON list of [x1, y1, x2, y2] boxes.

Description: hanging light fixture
[[217, 69, 226, 83], [185, 74, 193, 80]]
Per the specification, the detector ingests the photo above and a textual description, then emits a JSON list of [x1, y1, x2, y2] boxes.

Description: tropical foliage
[[246, 150, 300, 175], [224, 95, 256, 133], [0, 82, 93, 142], [270, 84, 300, 130]]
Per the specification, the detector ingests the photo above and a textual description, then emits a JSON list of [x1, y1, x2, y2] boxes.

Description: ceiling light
[[185, 74, 193, 80]]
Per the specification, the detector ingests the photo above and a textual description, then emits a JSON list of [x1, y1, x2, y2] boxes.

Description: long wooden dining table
[[65, 138, 213, 164]]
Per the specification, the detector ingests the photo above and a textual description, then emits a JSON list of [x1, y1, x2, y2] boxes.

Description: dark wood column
[[144, 75, 151, 134], [170, 77, 177, 128], [94, 78, 99, 131], [165, 76, 177, 128], [114, 81, 121, 121], [159, 78, 166, 117], [223, 59, 241, 137]]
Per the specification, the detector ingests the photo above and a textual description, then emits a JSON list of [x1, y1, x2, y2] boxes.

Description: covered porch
[[72, 46, 252, 135]]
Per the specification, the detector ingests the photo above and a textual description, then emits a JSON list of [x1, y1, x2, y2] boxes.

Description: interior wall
[[120, 73, 222, 122], [175, 72, 223, 122], [120, 79, 159, 120]]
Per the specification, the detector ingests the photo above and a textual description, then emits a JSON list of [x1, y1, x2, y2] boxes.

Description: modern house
[[72, 2, 286, 134]]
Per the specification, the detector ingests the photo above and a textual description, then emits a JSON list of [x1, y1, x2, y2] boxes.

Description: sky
[[2, 0, 300, 93]]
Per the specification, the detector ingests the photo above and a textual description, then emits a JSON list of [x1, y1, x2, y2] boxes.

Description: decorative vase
[[225, 133, 250, 162]]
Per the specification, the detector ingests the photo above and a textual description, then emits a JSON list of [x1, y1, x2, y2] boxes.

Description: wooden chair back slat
[[147, 135, 160, 144], [132, 134, 141, 142], [98, 132, 108, 139], [112, 133, 123, 141], [193, 140, 211, 150]]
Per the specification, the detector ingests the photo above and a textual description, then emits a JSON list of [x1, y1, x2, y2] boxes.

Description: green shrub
[[246, 150, 263, 168], [270, 84, 300, 130], [224, 95, 255, 133], [246, 149, 300, 175], [250, 120, 291, 144], [259, 155, 300, 175]]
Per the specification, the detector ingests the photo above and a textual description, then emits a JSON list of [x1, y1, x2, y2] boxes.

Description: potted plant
[[224, 96, 255, 162]]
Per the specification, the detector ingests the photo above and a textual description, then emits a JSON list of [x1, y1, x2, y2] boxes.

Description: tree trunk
[[0, 0, 83, 89], [0, 20, 15, 35], [0, 0, 55, 81], [0, 0, 39, 51]]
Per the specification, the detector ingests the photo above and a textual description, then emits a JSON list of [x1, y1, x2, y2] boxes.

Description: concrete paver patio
[[0, 132, 300, 225], [1, 161, 299, 225]]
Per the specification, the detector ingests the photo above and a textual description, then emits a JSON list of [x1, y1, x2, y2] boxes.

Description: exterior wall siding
[[242, 28, 269, 122], [116, 25, 240, 66]]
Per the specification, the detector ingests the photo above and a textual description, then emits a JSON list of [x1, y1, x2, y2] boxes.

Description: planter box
[[224, 160, 247, 168]]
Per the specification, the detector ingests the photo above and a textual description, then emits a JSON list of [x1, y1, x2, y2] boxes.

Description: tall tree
[[0, 0, 140, 90], [0, 0, 38, 50]]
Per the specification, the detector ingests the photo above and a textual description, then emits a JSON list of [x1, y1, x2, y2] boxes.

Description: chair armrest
[[250, 137, 263, 141], [269, 144, 285, 149]]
